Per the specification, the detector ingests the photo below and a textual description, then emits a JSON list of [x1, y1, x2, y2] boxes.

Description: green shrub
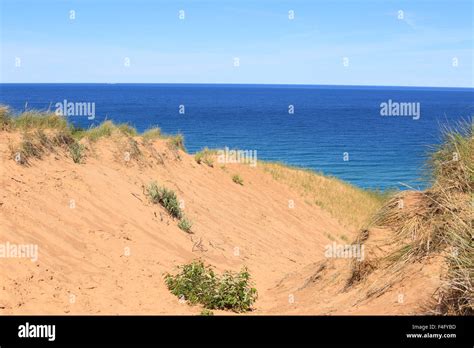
[[165, 260, 257, 312], [146, 182, 183, 219], [178, 216, 193, 233], [232, 174, 244, 185]]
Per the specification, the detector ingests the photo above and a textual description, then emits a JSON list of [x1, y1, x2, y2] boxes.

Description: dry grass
[[166, 133, 186, 152], [0, 106, 11, 130], [261, 162, 388, 231], [232, 174, 244, 185], [9, 127, 85, 165], [142, 127, 161, 143], [11, 110, 68, 131], [365, 120, 473, 314], [1, 107, 186, 166]]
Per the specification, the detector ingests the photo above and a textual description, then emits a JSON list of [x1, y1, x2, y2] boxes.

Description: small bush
[[165, 260, 257, 312], [178, 217, 193, 233], [69, 142, 85, 163], [232, 174, 244, 185], [195, 148, 215, 167], [146, 182, 183, 219]]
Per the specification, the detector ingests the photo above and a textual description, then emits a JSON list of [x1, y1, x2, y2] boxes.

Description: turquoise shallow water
[[1, 83, 472, 189]]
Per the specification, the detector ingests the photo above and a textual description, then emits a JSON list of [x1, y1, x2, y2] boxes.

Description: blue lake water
[[1, 83, 472, 190]]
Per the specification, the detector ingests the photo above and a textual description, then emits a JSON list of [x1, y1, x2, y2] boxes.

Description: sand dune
[[0, 129, 443, 315]]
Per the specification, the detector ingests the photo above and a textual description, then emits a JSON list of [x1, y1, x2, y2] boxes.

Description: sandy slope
[[0, 131, 442, 314]]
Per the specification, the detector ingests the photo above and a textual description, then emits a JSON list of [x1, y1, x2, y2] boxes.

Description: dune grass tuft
[[178, 216, 193, 233], [69, 142, 85, 164], [142, 127, 162, 143], [194, 147, 216, 167], [232, 174, 244, 185], [19, 136, 43, 161], [370, 120, 473, 314], [83, 121, 115, 141], [12, 110, 68, 131], [167, 133, 186, 152], [116, 123, 138, 137], [0, 106, 11, 130], [146, 182, 183, 219]]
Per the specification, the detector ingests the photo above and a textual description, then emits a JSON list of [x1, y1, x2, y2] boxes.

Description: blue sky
[[1, 0, 472, 86]]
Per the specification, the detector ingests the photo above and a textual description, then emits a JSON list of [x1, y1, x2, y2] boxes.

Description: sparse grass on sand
[[142, 127, 161, 143], [3, 108, 68, 131], [2, 107, 187, 165], [194, 147, 216, 167], [0, 106, 12, 130], [74, 121, 138, 142], [69, 142, 85, 164], [261, 162, 389, 231], [232, 174, 244, 185], [166, 134, 186, 151]]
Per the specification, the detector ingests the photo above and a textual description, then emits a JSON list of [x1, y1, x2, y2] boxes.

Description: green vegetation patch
[[146, 182, 183, 219], [178, 216, 193, 233], [195, 147, 216, 167], [232, 174, 244, 185], [165, 260, 258, 312]]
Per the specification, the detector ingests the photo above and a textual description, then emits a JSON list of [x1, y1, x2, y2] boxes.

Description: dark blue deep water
[[1, 84, 472, 190]]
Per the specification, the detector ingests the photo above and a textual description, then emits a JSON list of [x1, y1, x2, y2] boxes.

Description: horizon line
[[1, 82, 473, 90]]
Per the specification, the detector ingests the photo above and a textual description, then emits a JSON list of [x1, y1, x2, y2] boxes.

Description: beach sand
[[0, 130, 443, 314]]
